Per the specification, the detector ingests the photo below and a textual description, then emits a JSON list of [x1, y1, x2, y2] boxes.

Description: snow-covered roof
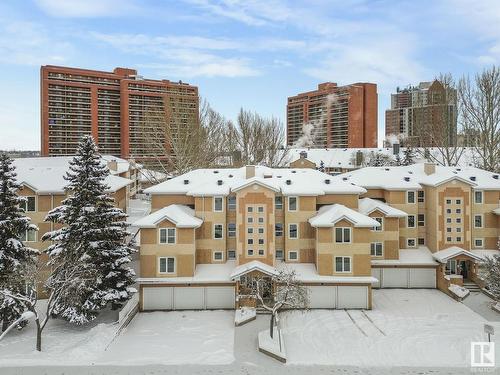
[[284, 147, 478, 171], [470, 249, 500, 261], [432, 246, 484, 263], [138, 169, 170, 183], [101, 155, 141, 175], [371, 247, 438, 266], [229, 260, 279, 280], [358, 198, 408, 218], [133, 204, 203, 228], [144, 166, 366, 196], [276, 262, 378, 284], [309, 204, 380, 228], [13, 157, 133, 194], [138, 261, 236, 284], [336, 163, 500, 191]]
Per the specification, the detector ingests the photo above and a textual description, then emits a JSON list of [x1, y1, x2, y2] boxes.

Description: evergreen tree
[[401, 147, 415, 166], [483, 254, 500, 299], [0, 153, 38, 331], [42, 136, 136, 324], [318, 160, 325, 173]]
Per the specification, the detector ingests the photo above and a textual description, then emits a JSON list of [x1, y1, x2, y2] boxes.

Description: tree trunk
[[1, 320, 9, 332], [269, 313, 275, 339], [35, 319, 42, 352]]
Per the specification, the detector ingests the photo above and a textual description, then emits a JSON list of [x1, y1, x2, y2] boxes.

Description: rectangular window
[[258, 239, 264, 245], [456, 227, 461, 233], [258, 206, 264, 213], [335, 227, 351, 243], [247, 206, 253, 213], [474, 238, 484, 248], [247, 217, 253, 224], [335, 256, 351, 273], [21, 228, 37, 242], [288, 196, 298, 211], [258, 249, 264, 256], [446, 199, 452, 204], [474, 215, 483, 228], [275, 249, 284, 259], [289, 224, 298, 239], [214, 224, 223, 239], [474, 191, 483, 204], [213, 251, 224, 261], [407, 191, 416, 204], [445, 259, 457, 275], [455, 208, 461, 214], [456, 236, 462, 242], [447, 227, 452, 233], [258, 217, 264, 224], [275, 196, 283, 210], [247, 239, 254, 245], [21, 196, 36, 212], [248, 227, 254, 234], [456, 218, 461, 223], [275, 223, 283, 237], [159, 228, 176, 244], [214, 196, 223, 212], [288, 251, 298, 261], [418, 190, 425, 203], [247, 249, 254, 256], [258, 227, 264, 234], [407, 238, 416, 247], [446, 218, 452, 223], [370, 242, 383, 257], [228, 196, 236, 211], [418, 214, 425, 227], [407, 215, 416, 228], [455, 199, 461, 205], [372, 217, 383, 231], [228, 250, 236, 260], [418, 237, 425, 245], [228, 223, 236, 238], [159, 257, 175, 274], [446, 209, 452, 214], [446, 236, 452, 242]]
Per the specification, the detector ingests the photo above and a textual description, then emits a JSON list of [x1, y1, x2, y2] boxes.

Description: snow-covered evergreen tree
[[42, 136, 136, 324], [0, 153, 38, 331], [483, 254, 500, 299], [401, 147, 416, 166], [318, 160, 325, 172]]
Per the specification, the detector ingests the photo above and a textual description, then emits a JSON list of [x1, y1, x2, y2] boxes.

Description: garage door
[[308, 286, 336, 308], [337, 286, 368, 309], [371, 268, 381, 288], [409, 269, 436, 288], [205, 286, 235, 309], [381, 268, 409, 288], [142, 287, 173, 310], [174, 287, 205, 310]]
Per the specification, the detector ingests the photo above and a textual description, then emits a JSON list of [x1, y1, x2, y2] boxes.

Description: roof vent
[[456, 168, 461, 171], [325, 179, 330, 184], [291, 170, 296, 173], [385, 168, 390, 171], [213, 170, 219, 174], [183, 179, 189, 185], [286, 179, 291, 185], [229, 174, 233, 178], [493, 175, 499, 180], [470, 176, 476, 181], [217, 180, 223, 185], [342, 177, 348, 181], [404, 177, 410, 182]]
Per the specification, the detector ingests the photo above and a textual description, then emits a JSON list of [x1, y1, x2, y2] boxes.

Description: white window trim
[[23, 228, 37, 242], [407, 190, 416, 204], [288, 196, 298, 212], [212, 251, 224, 261], [474, 238, 484, 248], [158, 227, 176, 245], [474, 214, 484, 229], [22, 195, 37, 212], [370, 242, 384, 257], [407, 215, 416, 228], [372, 217, 383, 231], [275, 249, 284, 259], [335, 227, 352, 244], [407, 238, 417, 248], [334, 256, 352, 273], [158, 256, 176, 274], [474, 190, 483, 204], [214, 223, 224, 239], [228, 250, 236, 260], [288, 223, 299, 239], [247, 249, 254, 256], [288, 250, 299, 261], [213, 196, 224, 212], [258, 249, 265, 256]]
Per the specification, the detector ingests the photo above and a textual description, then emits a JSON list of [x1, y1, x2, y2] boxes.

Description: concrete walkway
[[462, 291, 500, 321]]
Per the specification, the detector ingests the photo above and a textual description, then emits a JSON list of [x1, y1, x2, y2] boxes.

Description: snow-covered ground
[[102, 311, 235, 365], [281, 289, 500, 367]]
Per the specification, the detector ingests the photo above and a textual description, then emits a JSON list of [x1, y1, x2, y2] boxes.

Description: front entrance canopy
[[432, 246, 484, 264], [229, 260, 279, 280]]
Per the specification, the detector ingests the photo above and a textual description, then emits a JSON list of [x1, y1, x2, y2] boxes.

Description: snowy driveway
[[281, 289, 500, 367]]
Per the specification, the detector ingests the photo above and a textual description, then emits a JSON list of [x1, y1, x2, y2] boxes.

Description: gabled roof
[[229, 260, 279, 280], [358, 198, 408, 218], [432, 246, 484, 263], [133, 204, 203, 228], [309, 204, 380, 228], [231, 177, 280, 193]]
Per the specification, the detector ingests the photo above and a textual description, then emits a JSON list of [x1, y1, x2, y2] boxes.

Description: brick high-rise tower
[[40, 65, 198, 162], [287, 82, 378, 148]]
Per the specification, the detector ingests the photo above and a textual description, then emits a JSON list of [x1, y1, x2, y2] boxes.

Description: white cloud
[[34, 0, 139, 18]]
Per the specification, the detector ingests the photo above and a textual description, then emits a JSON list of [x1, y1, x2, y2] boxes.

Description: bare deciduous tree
[[458, 66, 500, 173]]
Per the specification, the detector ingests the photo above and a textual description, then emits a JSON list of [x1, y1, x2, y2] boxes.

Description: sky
[[1, 0, 499, 150]]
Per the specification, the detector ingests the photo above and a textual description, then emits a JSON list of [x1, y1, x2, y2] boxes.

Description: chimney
[[392, 143, 400, 155], [424, 163, 435, 175], [299, 151, 308, 159], [107, 159, 118, 171], [355, 150, 364, 166], [246, 165, 255, 179]]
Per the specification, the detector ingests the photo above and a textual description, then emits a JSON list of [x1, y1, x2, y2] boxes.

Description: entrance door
[[459, 260, 469, 280]]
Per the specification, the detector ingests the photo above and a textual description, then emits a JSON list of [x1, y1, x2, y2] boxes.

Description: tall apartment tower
[[385, 80, 457, 146], [286, 82, 378, 148], [40, 65, 198, 162]]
